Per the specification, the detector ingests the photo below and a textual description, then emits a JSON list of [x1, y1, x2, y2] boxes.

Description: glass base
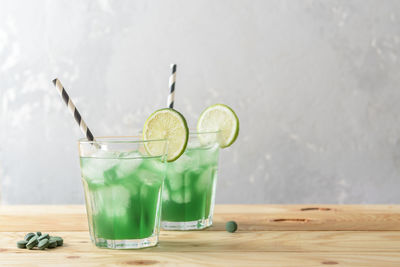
[[92, 233, 158, 249], [161, 216, 212, 230]]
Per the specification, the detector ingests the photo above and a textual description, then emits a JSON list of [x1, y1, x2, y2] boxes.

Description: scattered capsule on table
[[17, 240, 28, 249], [26, 236, 38, 250], [38, 233, 50, 241], [24, 233, 35, 242], [38, 239, 50, 250], [53, 236, 63, 246], [48, 239, 58, 248], [225, 221, 238, 233], [18, 232, 63, 250]]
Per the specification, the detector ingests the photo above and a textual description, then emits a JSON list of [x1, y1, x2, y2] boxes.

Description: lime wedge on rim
[[197, 104, 239, 148], [143, 108, 189, 162]]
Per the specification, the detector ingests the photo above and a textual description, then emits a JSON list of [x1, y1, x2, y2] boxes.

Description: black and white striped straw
[[167, 64, 177, 108], [52, 78, 95, 142]]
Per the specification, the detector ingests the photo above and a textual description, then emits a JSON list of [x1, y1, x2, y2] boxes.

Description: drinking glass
[[161, 132, 220, 230], [79, 137, 167, 249]]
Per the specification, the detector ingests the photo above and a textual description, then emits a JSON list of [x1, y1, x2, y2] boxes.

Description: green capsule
[[225, 221, 238, 233], [17, 240, 28, 249], [24, 233, 35, 241], [26, 236, 38, 250], [48, 239, 58, 248], [38, 239, 49, 250], [53, 236, 63, 246], [36, 232, 42, 237], [38, 233, 49, 241]]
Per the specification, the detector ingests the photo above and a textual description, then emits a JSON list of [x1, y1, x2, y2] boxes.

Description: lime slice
[[197, 104, 239, 148], [143, 108, 189, 162]]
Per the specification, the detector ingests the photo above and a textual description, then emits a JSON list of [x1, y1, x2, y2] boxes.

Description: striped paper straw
[[167, 64, 177, 108], [52, 78, 95, 142]]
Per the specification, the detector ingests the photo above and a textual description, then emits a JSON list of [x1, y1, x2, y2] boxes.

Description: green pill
[[24, 233, 35, 241], [225, 221, 238, 233], [26, 236, 38, 250], [36, 232, 42, 237], [48, 239, 58, 248], [38, 239, 49, 250], [53, 236, 63, 246], [38, 233, 49, 241], [17, 240, 28, 249]]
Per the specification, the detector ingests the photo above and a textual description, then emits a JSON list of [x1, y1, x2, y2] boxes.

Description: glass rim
[[78, 135, 167, 144], [136, 130, 220, 134], [189, 130, 220, 135]]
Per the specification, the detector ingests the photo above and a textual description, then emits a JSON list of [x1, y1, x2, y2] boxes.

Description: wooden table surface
[[1, 205, 400, 266]]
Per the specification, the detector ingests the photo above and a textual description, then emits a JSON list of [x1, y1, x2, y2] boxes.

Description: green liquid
[[162, 145, 219, 222], [80, 157, 165, 240]]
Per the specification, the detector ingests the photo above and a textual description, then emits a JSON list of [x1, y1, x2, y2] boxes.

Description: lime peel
[[143, 108, 189, 162], [197, 104, 239, 148]]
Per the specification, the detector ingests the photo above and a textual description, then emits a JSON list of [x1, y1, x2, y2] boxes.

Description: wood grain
[[1, 205, 400, 266], [2, 205, 400, 232], [1, 252, 400, 267], [1, 231, 400, 252]]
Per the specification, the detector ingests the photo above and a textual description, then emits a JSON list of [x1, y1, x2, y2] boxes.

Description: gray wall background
[[1, 0, 400, 204]]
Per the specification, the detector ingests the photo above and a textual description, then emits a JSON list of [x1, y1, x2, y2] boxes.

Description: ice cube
[[169, 153, 192, 173], [94, 149, 119, 159], [195, 167, 214, 192], [92, 185, 131, 217], [118, 151, 142, 159], [136, 162, 164, 187], [140, 182, 162, 202], [140, 170, 163, 187], [185, 145, 219, 168], [114, 158, 142, 180], [144, 158, 166, 173], [171, 190, 192, 204], [162, 185, 170, 201], [80, 157, 118, 185], [199, 146, 219, 166], [167, 173, 184, 191], [183, 168, 202, 185]]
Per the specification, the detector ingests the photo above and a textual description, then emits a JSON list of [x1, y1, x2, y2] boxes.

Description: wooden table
[[1, 205, 400, 266]]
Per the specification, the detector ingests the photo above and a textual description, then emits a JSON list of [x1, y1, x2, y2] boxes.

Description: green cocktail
[[79, 137, 167, 249], [161, 132, 220, 230]]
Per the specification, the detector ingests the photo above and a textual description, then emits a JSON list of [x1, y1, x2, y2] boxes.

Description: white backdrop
[[1, 0, 400, 204]]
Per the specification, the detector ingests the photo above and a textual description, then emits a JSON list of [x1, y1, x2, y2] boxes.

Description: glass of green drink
[[78, 137, 167, 249], [161, 131, 220, 230]]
